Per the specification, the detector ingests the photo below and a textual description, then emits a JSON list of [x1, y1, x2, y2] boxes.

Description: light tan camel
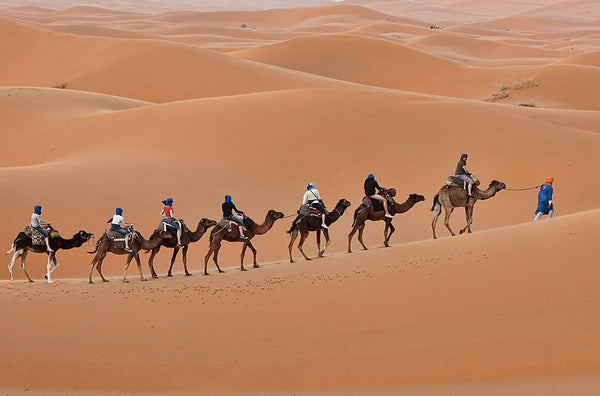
[[204, 210, 284, 275], [88, 229, 171, 283], [287, 198, 351, 263], [147, 218, 216, 278], [431, 180, 506, 239], [348, 193, 425, 252]]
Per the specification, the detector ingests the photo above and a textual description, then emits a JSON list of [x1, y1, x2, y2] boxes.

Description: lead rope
[[505, 184, 542, 191]]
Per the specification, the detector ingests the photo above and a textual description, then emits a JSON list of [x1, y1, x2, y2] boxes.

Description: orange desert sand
[[0, 0, 599, 394]]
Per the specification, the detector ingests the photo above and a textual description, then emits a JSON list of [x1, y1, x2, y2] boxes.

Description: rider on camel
[[364, 174, 393, 218], [455, 153, 474, 197], [31, 205, 53, 252], [110, 207, 133, 252], [303, 182, 328, 229], [160, 197, 184, 247], [222, 195, 247, 240]]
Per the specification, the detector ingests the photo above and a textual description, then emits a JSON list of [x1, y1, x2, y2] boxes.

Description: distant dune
[[0, 0, 599, 394]]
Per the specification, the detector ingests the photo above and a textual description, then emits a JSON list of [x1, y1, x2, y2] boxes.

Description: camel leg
[[96, 254, 109, 283], [297, 230, 311, 261], [45, 252, 56, 283], [134, 253, 147, 282], [20, 250, 33, 283], [288, 228, 299, 263], [318, 229, 330, 257], [204, 247, 214, 275], [122, 253, 134, 283], [316, 230, 321, 257], [8, 249, 22, 281], [443, 206, 456, 236], [431, 203, 442, 239], [212, 245, 224, 273], [240, 241, 249, 271], [459, 205, 474, 234], [148, 247, 160, 278], [182, 246, 191, 276], [88, 255, 97, 283], [357, 224, 368, 250], [167, 246, 180, 277], [247, 242, 258, 268], [384, 221, 395, 247], [348, 224, 359, 253]]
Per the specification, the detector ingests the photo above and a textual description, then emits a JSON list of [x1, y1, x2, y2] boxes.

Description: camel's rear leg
[[384, 221, 395, 247], [122, 253, 136, 283], [134, 253, 147, 282], [45, 252, 57, 283], [288, 228, 299, 263], [431, 202, 442, 239], [317, 229, 330, 257], [212, 245, 224, 273], [8, 249, 23, 281], [459, 206, 474, 235], [247, 241, 258, 268], [240, 241, 250, 271], [19, 251, 33, 282], [181, 246, 191, 276], [443, 206, 456, 236]]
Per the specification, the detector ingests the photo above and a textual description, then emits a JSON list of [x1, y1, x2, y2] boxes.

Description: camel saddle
[[216, 216, 251, 233], [297, 203, 325, 218], [445, 175, 480, 188], [24, 225, 59, 245], [157, 218, 188, 237], [105, 227, 136, 249], [359, 188, 396, 212]]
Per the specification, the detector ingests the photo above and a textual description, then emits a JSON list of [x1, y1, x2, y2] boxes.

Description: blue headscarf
[[115, 207, 123, 216], [34, 205, 42, 215], [307, 182, 315, 190], [367, 174, 374, 179], [165, 198, 173, 207], [224, 195, 232, 203]]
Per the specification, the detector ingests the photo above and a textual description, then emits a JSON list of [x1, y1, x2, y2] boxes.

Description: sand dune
[[1, 0, 600, 393]]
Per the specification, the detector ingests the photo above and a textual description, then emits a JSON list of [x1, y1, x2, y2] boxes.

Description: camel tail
[[431, 194, 440, 211], [5, 244, 14, 255], [351, 207, 360, 228]]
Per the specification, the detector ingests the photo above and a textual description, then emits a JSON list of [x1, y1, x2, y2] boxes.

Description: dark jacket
[[222, 202, 242, 218], [364, 178, 382, 196]]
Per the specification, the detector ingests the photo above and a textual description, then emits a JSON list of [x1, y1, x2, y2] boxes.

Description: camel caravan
[[6, 154, 514, 283]]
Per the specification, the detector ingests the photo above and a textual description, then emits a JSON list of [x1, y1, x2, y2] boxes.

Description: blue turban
[[115, 207, 123, 215], [224, 195, 232, 203], [307, 182, 315, 190], [34, 205, 42, 215], [367, 174, 374, 179], [165, 198, 173, 207]]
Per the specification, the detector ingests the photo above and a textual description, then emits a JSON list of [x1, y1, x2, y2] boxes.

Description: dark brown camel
[[348, 193, 425, 252], [88, 229, 171, 283], [204, 209, 284, 275], [431, 180, 506, 239], [287, 198, 351, 263], [6, 229, 95, 283], [147, 218, 216, 278]]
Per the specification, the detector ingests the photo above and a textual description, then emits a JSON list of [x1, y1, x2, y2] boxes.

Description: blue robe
[[535, 184, 553, 214]]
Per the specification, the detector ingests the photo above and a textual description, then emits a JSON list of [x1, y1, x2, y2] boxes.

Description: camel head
[[74, 230, 95, 240], [489, 180, 507, 191], [337, 199, 351, 209], [409, 193, 426, 203], [199, 218, 217, 228], [267, 210, 285, 221]]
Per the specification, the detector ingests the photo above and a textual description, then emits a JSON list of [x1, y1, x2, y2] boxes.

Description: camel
[[6, 229, 95, 283], [204, 209, 284, 275], [287, 198, 351, 263], [348, 193, 425, 252], [147, 218, 216, 278], [431, 180, 506, 239], [88, 229, 171, 283]]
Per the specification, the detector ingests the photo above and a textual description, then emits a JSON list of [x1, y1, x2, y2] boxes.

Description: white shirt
[[112, 214, 124, 225], [303, 189, 322, 205], [31, 213, 41, 228]]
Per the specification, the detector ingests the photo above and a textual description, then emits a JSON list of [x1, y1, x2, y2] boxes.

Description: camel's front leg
[[122, 253, 135, 283], [316, 229, 322, 257], [240, 241, 249, 271], [134, 253, 147, 282], [45, 252, 57, 283], [167, 246, 180, 277], [384, 220, 395, 247], [288, 228, 299, 263], [212, 245, 224, 273], [147, 247, 160, 278], [181, 246, 192, 276], [247, 241, 258, 268], [460, 206, 474, 234], [318, 229, 330, 258]]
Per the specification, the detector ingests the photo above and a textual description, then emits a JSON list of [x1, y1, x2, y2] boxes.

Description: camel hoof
[[152, 275, 159, 279], [218, 270, 225, 273], [167, 274, 173, 277], [103, 279, 109, 282], [290, 260, 295, 263], [253, 264, 259, 268], [89, 281, 94, 284], [204, 273, 210, 276], [185, 273, 192, 277], [459, 230, 465, 235], [28, 280, 34, 283], [47, 280, 55, 284], [305, 257, 312, 261], [240, 268, 247, 272], [141, 278, 147, 282]]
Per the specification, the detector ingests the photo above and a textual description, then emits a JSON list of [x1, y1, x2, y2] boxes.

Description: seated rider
[[455, 153, 474, 197], [160, 197, 183, 248], [303, 182, 328, 229], [364, 174, 393, 219], [110, 207, 133, 252], [31, 205, 53, 252], [222, 195, 247, 240]]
